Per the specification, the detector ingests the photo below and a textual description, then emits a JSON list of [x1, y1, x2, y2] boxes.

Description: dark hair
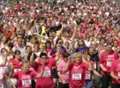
[[1, 48, 7, 53], [14, 50, 21, 55], [89, 19, 95, 24], [40, 53, 48, 58], [76, 17, 84, 25], [8, 42, 14, 48], [46, 41, 51, 45], [26, 45, 31, 49], [63, 52, 70, 58], [49, 24, 62, 32]]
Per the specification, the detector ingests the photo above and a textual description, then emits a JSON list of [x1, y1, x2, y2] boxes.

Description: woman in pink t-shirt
[[111, 52, 120, 88], [34, 53, 55, 88], [68, 54, 88, 88], [57, 53, 69, 88], [8, 50, 23, 73], [14, 62, 36, 88]]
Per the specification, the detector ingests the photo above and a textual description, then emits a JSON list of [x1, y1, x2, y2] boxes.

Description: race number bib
[[43, 70, 51, 77], [22, 79, 31, 87], [72, 73, 82, 80], [106, 60, 112, 67], [14, 68, 21, 73]]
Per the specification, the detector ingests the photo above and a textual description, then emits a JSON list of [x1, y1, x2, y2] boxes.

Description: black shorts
[[58, 82, 69, 88], [31, 79, 36, 88], [112, 84, 120, 88], [101, 74, 111, 88], [51, 68, 59, 79]]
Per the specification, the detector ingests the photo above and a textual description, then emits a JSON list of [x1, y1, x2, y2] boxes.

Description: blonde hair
[[75, 53, 82, 60], [22, 62, 30, 71]]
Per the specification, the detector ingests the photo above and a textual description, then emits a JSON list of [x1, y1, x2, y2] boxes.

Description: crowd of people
[[0, 0, 120, 88]]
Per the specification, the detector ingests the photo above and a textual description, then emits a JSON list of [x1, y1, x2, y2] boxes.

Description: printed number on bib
[[106, 60, 112, 67], [14, 69, 21, 73], [22, 79, 31, 87], [72, 73, 82, 80], [43, 70, 51, 77]]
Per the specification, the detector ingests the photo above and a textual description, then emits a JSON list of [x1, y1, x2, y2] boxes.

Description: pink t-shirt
[[100, 51, 118, 73], [84, 63, 91, 80], [111, 60, 120, 84], [57, 59, 69, 83], [9, 58, 22, 73], [48, 57, 56, 68], [117, 40, 120, 47], [14, 68, 35, 88], [35, 64, 55, 88], [69, 62, 87, 88]]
